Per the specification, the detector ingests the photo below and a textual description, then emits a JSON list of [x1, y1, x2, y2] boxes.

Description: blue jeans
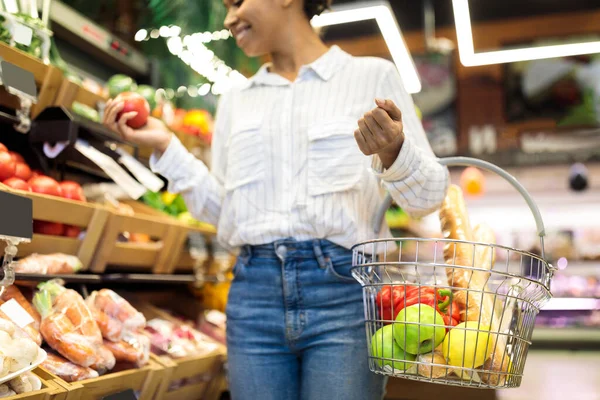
[[225, 238, 386, 400]]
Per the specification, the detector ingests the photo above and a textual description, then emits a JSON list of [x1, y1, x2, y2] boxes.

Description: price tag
[[12, 23, 33, 46], [102, 389, 138, 400], [0, 299, 35, 328], [0, 60, 37, 100]]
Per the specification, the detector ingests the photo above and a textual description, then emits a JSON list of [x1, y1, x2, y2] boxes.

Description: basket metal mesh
[[351, 238, 553, 389]]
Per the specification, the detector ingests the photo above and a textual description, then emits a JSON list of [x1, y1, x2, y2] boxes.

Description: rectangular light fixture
[[452, 0, 600, 66], [311, 1, 422, 94]]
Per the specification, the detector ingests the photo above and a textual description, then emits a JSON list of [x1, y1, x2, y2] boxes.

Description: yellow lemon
[[442, 321, 494, 369]]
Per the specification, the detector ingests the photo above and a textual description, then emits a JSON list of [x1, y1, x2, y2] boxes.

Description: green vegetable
[[72, 102, 100, 122], [107, 74, 137, 98], [142, 191, 167, 211], [136, 85, 157, 110]]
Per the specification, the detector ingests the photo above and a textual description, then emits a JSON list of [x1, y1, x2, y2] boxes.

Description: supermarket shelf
[[532, 327, 600, 345], [13, 272, 225, 285], [541, 297, 600, 311], [0, 110, 19, 125]]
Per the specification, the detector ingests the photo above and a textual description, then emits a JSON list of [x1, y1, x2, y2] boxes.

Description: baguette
[[451, 223, 497, 325]]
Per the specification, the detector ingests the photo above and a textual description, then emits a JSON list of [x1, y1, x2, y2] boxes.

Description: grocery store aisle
[[497, 350, 600, 400]]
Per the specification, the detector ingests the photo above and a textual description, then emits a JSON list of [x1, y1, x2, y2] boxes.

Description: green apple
[[371, 325, 416, 371], [393, 304, 447, 355]]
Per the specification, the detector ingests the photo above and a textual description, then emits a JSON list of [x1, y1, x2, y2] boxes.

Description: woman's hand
[[102, 99, 173, 154], [355, 98, 405, 169]]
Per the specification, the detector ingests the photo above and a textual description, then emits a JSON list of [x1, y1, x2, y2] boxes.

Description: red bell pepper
[[376, 284, 461, 331]]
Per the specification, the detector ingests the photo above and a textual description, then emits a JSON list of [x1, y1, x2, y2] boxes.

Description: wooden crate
[[2, 368, 68, 400], [0, 42, 63, 119], [43, 357, 165, 400], [90, 201, 215, 274], [0, 185, 110, 270], [53, 80, 106, 111], [132, 302, 226, 400]]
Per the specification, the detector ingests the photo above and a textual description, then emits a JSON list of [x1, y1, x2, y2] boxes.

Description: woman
[[103, 0, 449, 398]]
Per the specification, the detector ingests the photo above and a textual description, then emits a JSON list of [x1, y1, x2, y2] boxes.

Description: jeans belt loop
[[312, 239, 328, 269]]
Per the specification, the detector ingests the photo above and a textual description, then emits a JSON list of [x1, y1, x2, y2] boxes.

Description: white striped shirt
[[150, 46, 449, 250]]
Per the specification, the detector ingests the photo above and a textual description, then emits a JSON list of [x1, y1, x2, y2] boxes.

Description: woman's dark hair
[[304, 0, 332, 19]]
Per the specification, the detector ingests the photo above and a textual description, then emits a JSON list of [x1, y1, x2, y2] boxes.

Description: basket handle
[[374, 156, 547, 259]]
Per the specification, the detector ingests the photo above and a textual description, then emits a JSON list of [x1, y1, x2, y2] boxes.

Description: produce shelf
[[43, 357, 166, 400], [0, 42, 63, 119], [0, 185, 109, 270], [134, 302, 227, 400], [12, 368, 69, 400]]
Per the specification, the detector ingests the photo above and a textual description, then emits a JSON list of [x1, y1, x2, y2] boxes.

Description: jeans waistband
[[240, 238, 350, 269]]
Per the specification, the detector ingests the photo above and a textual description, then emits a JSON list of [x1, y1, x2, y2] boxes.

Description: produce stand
[[0, 185, 110, 271], [49, 358, 165, 400], [89, 200, 214, 274], [53, 80, 107, 112], [0, 42, 62, 119], [9, 369, 68, 400], [133, 302, 227, 400]]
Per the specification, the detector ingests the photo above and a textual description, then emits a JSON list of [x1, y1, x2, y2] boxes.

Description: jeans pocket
[[325, 255, 358, 284]]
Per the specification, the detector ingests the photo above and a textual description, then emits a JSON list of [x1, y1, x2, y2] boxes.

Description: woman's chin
[[237, 44, 268, 59]]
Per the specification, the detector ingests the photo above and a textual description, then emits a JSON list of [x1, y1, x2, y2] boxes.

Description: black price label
[[0, 60, 37, 100], [101, 389, 137, 400]]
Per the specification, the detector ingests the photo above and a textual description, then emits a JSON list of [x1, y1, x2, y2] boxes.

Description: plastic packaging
[[144, 318, 219, 359], [103, 332, 150, 367], [0, 315, 41, 380], [0, 285, 42, 345], [33, 280, 113, 369], [41, 353, 99, 383], [14, 254, 83, 275], [89, 289, 146, 332]]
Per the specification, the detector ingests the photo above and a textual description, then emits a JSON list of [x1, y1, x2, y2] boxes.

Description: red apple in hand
[[0, 152, 16, 181], [115, 92, 150, 129]]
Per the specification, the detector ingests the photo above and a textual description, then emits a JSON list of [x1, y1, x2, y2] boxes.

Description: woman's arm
[[150, 96, 230, 226], [368, 62, 449, 218]]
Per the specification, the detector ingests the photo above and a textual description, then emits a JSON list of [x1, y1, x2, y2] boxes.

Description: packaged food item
[[0, 315, 40, 379], [42, 352, 99, 382], [103, 332, 150, 367], [0, 384, 15, 397], [89, 290, 145, 332], [14, 254, 83, 275], [90, 345, 117, 375], [144, 318, 219, 359], [0, 285, 42, 345], [8, 371, 41, 394], [89, 306, 124, 343], [33, 281, 108, 368]]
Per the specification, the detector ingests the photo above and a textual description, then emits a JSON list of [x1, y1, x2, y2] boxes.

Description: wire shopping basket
[[351, 157, 555, 389]]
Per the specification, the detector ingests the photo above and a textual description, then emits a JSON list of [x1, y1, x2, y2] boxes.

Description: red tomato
[[63, 225, 82, 238], [0, 143, 7, 153], [28, 176, 62, 197], [115, 92, 150, 129], [0, 152, 16, 181], [8, 151, 25, 163], [59, 181, 86, 201], [31, 170, 45, 178], [33, 221, 64, 236], [3, 177, 31, 191], [14, 163, 32, 181]]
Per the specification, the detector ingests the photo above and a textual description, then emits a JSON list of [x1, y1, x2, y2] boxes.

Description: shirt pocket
[[225, 119, 265, 191], [307, 117, 365, 196]]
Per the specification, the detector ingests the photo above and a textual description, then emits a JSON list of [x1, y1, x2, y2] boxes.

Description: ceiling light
[[311, 1, 421, 94], [452, 0, 600, 66]]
